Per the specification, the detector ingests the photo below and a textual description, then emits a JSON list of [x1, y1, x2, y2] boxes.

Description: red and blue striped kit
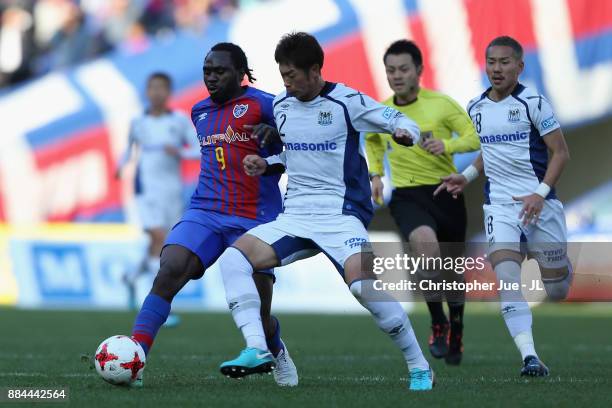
[[188, 86, 283, 221]]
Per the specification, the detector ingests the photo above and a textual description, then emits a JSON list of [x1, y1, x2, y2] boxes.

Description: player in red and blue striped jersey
[[187, 85, 282, 220], [129, 43, 298, 387]]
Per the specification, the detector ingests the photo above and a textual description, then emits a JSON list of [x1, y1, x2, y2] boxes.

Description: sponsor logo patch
[[479, 132, 528, 144], [541, 115, 558, 130], [284, 141, 337, 151], [382, 107, 395, 120]]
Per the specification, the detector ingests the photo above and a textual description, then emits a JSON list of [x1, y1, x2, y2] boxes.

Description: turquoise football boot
[[408, 366, 435, 391], [220, 347, 275, 378]]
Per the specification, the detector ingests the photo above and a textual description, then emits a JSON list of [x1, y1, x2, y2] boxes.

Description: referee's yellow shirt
[[365, 88, 480, 187]]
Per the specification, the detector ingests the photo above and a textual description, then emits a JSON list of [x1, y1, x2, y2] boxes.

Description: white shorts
[[483, 199, 567, 268], [246, 213, 371, 275], [136, 194, 184, 230]]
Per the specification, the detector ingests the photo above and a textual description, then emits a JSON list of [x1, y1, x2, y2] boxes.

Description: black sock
[[426, 301, 448, 326], [447, 302, 464, 334]]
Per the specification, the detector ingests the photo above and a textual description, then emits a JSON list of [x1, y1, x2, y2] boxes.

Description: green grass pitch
[[0, 304, 610, 407]]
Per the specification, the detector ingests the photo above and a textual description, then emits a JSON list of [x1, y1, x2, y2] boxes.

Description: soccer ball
[[94, 335, 146, 386]]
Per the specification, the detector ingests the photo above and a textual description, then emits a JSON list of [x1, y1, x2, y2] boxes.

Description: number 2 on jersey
[[278, 113, 287, 137], [215, 146, 226, 170]]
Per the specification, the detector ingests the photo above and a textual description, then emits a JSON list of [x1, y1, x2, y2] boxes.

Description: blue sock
[[132, 294, 171, 355], [266, 315, 284, 357]]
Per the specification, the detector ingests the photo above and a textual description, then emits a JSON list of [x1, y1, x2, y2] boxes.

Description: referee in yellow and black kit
[[366, 40, 480, 366]]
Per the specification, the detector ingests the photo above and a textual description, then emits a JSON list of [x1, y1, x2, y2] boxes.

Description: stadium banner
[[0, 0, 611, 224], [0, 224, 18, 305], [4, 223, 611, 309], [1, 223, 380, 312]]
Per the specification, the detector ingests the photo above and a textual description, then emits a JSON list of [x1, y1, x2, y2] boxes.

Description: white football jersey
[[266, 82, 420, 226], [467, 84, 561, 204], [120, 110, 199, 197]]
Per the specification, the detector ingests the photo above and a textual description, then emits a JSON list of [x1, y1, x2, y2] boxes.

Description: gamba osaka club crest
[[508, 107, 521, 122], [233, 104, 248, 118], [318, 111, 333, 126]]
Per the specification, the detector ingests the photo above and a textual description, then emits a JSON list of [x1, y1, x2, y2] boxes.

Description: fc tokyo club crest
[[318, 111, 333, 126], [233, 104, 248, 118], [508, 107, 521, 122]]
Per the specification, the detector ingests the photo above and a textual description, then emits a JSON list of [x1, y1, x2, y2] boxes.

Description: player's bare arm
[[115, 137, 137, 179], [512, 128, 569, 225], [370, 175, 384, 204], [541, 128, 570, 187]]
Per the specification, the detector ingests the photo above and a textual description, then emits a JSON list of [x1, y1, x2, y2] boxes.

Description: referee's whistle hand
[[422, 138, 445, 155]]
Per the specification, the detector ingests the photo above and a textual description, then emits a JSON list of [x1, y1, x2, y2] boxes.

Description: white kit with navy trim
[[467, 83, 560, 205], [468, 84, 567, 257], [266, 81, 420, 227]]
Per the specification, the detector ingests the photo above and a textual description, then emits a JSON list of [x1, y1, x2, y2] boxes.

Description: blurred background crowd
[[0, 0, 273, 88]]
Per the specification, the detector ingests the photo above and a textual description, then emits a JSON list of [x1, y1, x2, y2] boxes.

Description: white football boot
[[273, 341, 298, 387]]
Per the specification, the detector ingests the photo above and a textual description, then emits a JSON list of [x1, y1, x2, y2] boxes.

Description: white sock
[[349, 279, 429, 371], [219, 247, 267, 351], [147, 256, 160, 274], [496, 260, 537, 360], [543, 260, 573, 301], [513, 331, 537, 360]]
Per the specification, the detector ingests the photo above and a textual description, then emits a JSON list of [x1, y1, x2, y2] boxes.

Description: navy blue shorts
[[164, 208, 275, 276]]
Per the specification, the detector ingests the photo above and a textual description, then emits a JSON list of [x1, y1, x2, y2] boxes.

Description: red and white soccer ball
[[94, 335, 146, 386]]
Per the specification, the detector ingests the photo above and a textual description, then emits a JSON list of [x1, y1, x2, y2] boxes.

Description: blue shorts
[[164, 208, 276, 276]]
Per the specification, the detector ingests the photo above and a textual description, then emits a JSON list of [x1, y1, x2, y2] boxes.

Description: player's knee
[[541, 264, 572, 301], [152, 246, 203, 295], [544, 283, 570, 301], [542, 273, 571, 301], [344, 253, 376, 284], [409, 227, 439, 256]]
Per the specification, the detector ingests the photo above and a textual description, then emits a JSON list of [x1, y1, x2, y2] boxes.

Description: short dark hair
[[274, 32, 324, 72], [210, 42, 256, 83], [383, 40, 423, 67], [147, 72, 172, 89], [486, 36, 523, 60]]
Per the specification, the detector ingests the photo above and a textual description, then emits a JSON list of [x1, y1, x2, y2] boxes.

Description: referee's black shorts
[[389, 184, 467, 244]]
